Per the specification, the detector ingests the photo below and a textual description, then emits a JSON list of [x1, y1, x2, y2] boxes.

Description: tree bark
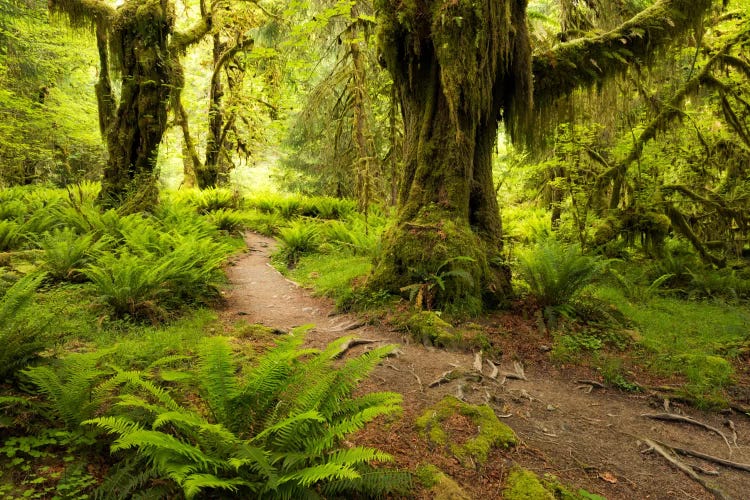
[[49, 0, 211, 211], [98, 0, 173, 211], [370, 0, 531, 312]]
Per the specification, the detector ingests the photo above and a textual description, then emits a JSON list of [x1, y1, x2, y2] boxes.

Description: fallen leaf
[[599, 472, 618, 484]]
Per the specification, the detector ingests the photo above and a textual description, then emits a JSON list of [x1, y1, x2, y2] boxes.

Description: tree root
[[669, 443, 750, 473], [641, 413, 733, 454], [640, 437, 730, 500], [333, 338, 381, 358]]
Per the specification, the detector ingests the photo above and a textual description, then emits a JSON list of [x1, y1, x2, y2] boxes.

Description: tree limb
[[48, 0, 115, 28], [533, 0, 712, 105]]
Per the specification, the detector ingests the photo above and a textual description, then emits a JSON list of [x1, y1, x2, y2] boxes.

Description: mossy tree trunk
[[372, 0, 713, 312], [49, 0, 209, 212], [370, 0, 532, 311], [99, 0, 173, 211]]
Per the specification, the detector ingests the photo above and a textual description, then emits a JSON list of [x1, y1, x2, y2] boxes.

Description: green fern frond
[[277, 462, 360, 487], [0, 272, 44, 324], [181, 473, 251, 499], [198, 337, 239, 423], [253, 410, 325, 444]]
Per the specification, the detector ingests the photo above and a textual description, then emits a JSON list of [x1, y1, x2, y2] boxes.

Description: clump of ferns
[[83, 330, 410, 499]]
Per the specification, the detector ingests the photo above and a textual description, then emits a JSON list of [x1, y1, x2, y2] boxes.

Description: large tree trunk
[[98, 0, 173, 211], [370, 0, 531, 312]]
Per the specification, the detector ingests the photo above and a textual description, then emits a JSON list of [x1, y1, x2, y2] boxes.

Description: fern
[[0, 272, 49, 380], [275, 220, 320, 266], [519, 238, 603, 308], [22, 350, 116, 428], [84, 331, 406, 498], [0, 219, 24, 250], [38, 227, 103, 281]]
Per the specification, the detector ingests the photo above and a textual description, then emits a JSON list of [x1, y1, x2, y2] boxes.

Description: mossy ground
[[416, 395, 517, 467], [414, 464, 471, 500]]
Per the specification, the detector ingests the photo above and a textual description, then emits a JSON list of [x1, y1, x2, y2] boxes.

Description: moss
[[232, 322, 282, 340], [416, 395, 517, 467], [541, 473, 606, 500], [503, 467, 555, 500], [415, 463, 471, 500], [368, 205, 492, 315], [405, 311, 461, 348]]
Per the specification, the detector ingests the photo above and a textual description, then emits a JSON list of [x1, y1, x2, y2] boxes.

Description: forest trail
[[221, 233, 750, 500]]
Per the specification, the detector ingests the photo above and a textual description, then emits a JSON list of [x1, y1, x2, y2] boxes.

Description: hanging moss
[[416, 395, 517, 467]]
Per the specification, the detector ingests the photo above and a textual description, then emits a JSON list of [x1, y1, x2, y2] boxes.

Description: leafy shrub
[[84, 240, 229, 320], [321, 219, 382, 257], [0, 273, 49, 380], [518, 238, 603, 308], [86, 333, 409, 499], [276, 220, 320, 266], [300, 197, 356, 219]]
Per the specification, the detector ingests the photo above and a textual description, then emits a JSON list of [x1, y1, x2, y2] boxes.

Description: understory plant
[[519, 237, 603, 310], [83, 331, 408, 498], [275, 219, 320, 266], [0, 273, 49, 381]]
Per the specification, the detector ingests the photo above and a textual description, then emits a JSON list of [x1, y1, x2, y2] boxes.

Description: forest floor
[[220, 233, 750, 499]]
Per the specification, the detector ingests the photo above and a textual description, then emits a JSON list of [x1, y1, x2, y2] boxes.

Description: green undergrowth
[[593, 285, 749, 405], [1, 186, 408, 499], [270, 206, 394, 312]]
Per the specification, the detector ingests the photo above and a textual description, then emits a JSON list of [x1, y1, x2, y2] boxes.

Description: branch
[[48, 0, 115, 29], [533, 0, 712, 104], [171, 18, 211, 54]]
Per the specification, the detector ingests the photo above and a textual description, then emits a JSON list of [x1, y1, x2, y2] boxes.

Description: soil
[[221, 233, 750, 500]]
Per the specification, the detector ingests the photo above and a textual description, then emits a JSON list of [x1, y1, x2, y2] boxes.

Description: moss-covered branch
[[596, 48, 726, 208], [48, 0, 115, 29], [171, 18, 211, 54], [532, 0, 712, 105]]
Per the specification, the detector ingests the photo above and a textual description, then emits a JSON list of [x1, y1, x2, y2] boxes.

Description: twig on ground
[[725, 419, 738, 446], [641, 413, 733, 454], [456, 382, 465, 401], [428, 369, 482, 388], [500, 361, 527, 384], [640, 437, 729, 500], [577, 379, 606, 389], [690, 464, 720, 476], [328, 320, 365, 332]]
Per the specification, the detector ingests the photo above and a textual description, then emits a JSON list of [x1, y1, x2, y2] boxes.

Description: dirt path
[[222, 233, 750, 499]]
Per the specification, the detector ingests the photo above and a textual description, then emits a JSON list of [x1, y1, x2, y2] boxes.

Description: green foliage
[[0, 219, 25, 251], [0, 429, 97, 499], [190, 188, 241, 213], [518, 238, 603, 308], [401, 256, 476, 312], [244, 210, 284, 236], [275, 219, 320, 266], [38, 227, 103, 281], [206, 208, 246, 234], [85, 332, 409, 499], [0, 272, 49, 380]]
